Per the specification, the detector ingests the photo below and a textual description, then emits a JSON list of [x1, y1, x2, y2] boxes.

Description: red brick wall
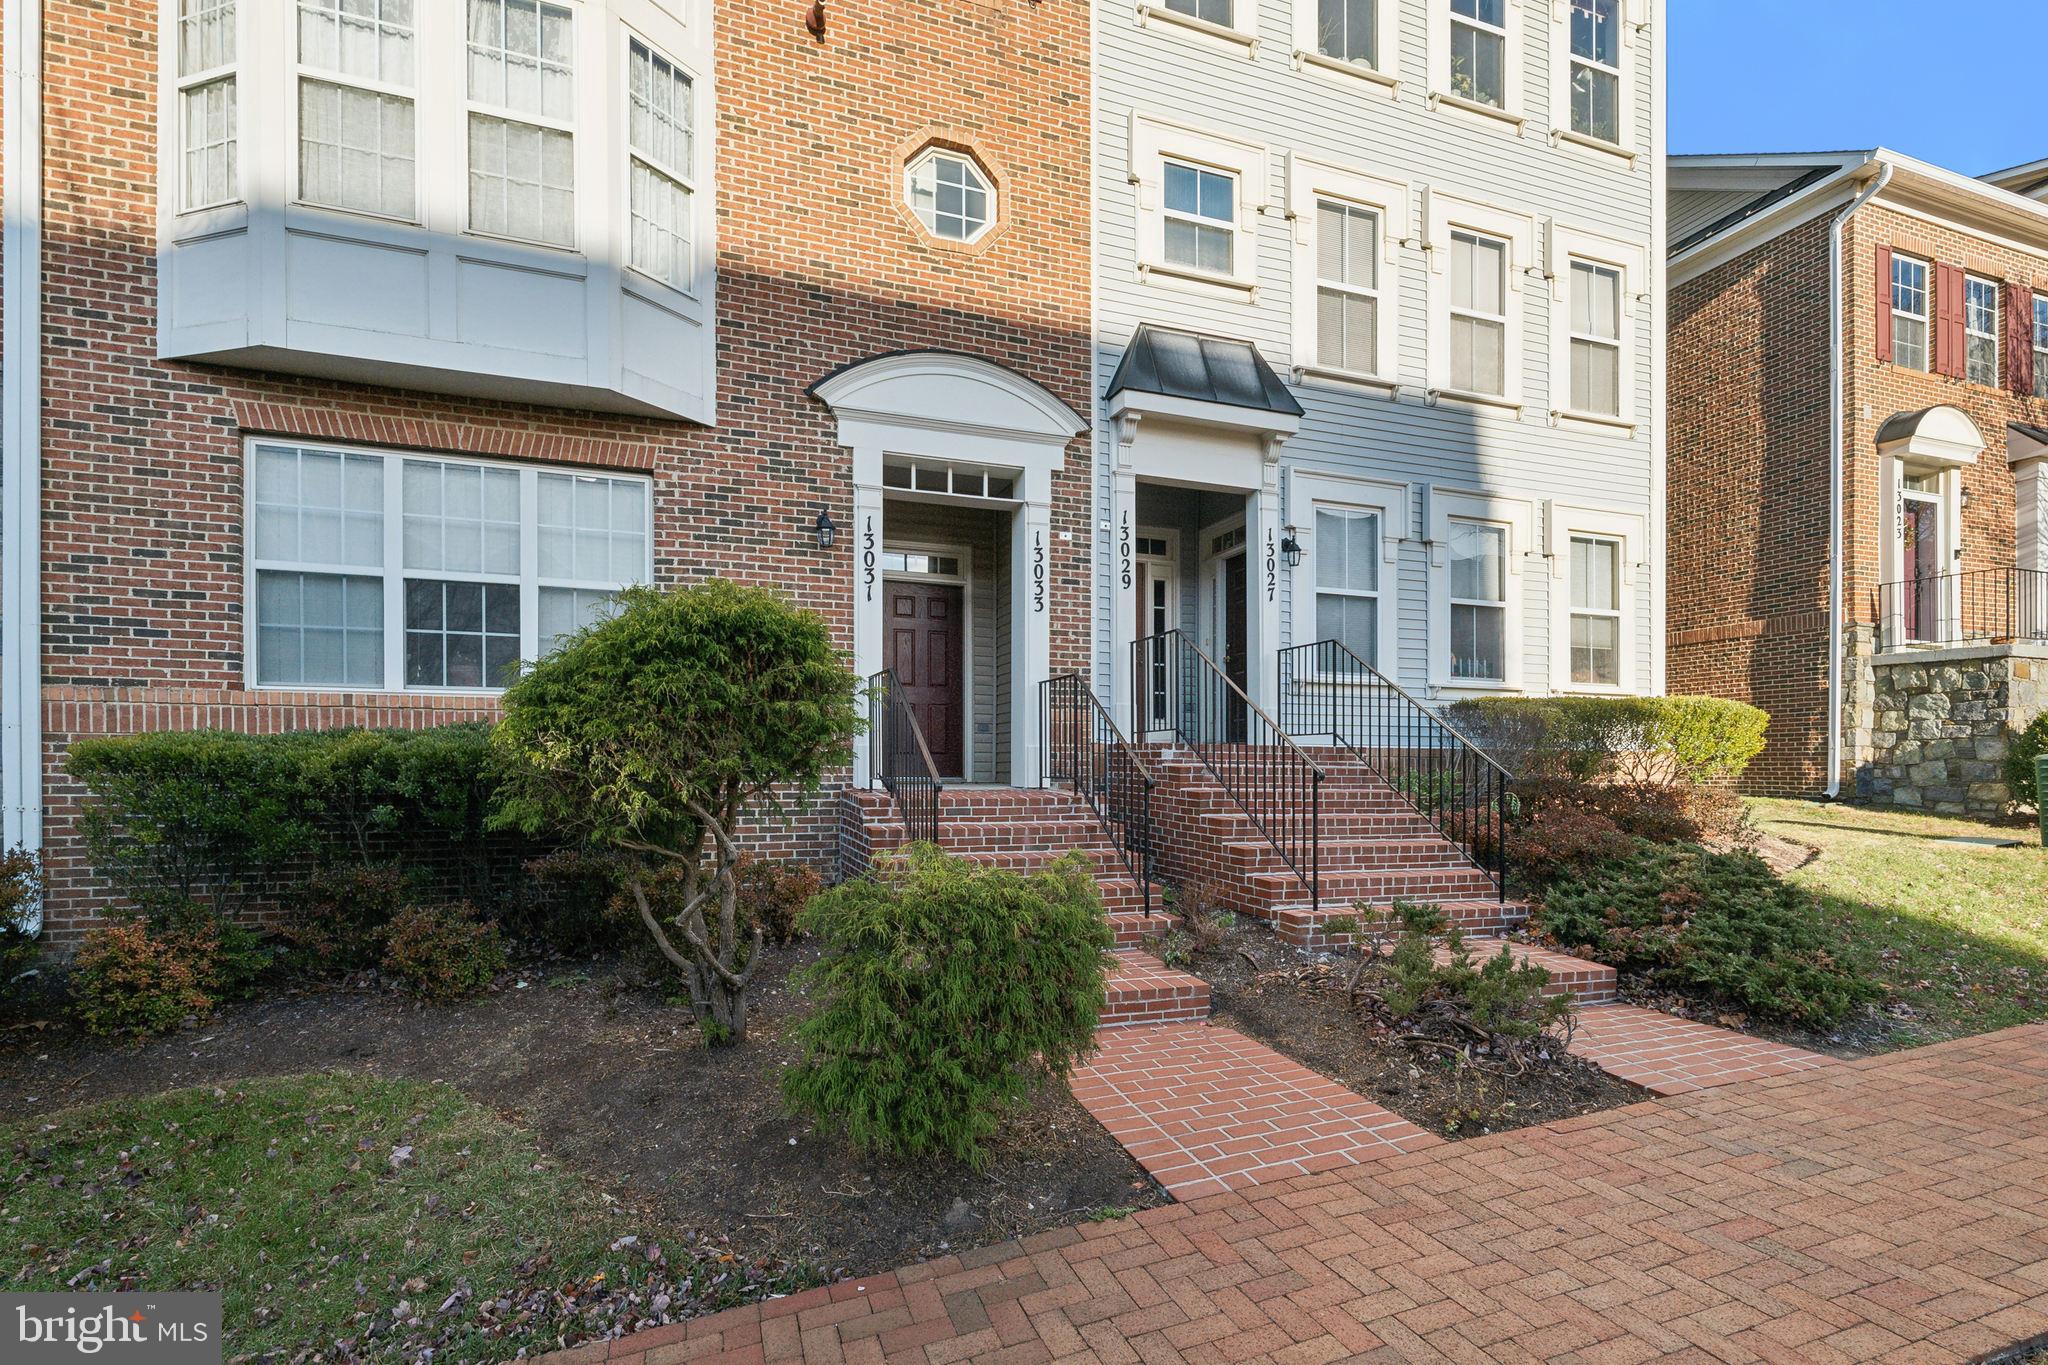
[[22, 0, 1094, 942]]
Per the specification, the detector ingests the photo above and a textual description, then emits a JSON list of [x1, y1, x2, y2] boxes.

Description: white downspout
[[3, 0, 46, 925], [1825, 160, 1891, 801]]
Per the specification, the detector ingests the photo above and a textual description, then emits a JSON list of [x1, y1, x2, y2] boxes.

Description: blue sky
[[1671, 1, 2048, 175]]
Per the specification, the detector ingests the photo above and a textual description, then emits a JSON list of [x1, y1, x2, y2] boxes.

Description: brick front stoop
[[542, 1025, 2048, 1365]]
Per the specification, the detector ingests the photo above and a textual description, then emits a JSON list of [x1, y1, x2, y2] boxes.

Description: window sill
[[1134, 3, 1258, 55], [1435, 679, 1523, 696], [1427, 90, 1524, 131], [1295, 363, 1398, 395], [1551, 127, 1637, 166], [1428, 387, 1522, 415], [1291, 49, 1401, 97], [1138, 259, 1257, 301], [1552, 408, 1638, 435]]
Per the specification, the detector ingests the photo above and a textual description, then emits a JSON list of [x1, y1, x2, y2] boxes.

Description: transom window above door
[[881, 459, 1018, 500], [1163, 160, 1237, 276]]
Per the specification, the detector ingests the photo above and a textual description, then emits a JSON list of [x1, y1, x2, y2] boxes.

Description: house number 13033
[[1033, 532, 1046, 613]]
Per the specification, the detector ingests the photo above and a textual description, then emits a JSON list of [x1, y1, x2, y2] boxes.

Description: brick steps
[[1107, 909, 1178, 950], [1273, 896, 1530, 944], [1218, 836, 1475, 874], [1099, 950, 1211, 1028]]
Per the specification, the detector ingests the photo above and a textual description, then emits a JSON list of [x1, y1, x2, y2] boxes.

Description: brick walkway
[[1068, 1023, 1442, 1199], [1567, 1002, 1838, 1096], [544, 1025, 2048, 1364]]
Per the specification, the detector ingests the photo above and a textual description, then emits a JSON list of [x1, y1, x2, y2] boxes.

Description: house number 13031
[[862, 517, 877, 602]]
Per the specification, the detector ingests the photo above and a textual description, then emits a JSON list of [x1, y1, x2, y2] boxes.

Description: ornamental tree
[[491, 580, 860, 1044]]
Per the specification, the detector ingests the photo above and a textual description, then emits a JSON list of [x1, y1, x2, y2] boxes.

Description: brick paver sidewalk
[[1567, 1001, 1837, 1096], [544, 1025, 2048, 1364], [1069, 1022, 1442, 1198]]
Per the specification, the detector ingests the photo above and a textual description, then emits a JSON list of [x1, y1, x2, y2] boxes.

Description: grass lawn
[[2, 1071, 806, 1363], [1749, 798, 2048, 1046]]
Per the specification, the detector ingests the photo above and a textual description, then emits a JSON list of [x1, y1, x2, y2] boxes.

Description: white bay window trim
[[1290, 0, 1401, 95], [1130, 113, 1266, 298], [174, 0, 243, 213], [293, 0, 421, 223], [1546, 222, 1643, 430], [244, 436, 653, 694], [1289, 472, 1407, 678], [1427, 487, 1533, 693], [1287, 156, 1406, 389], [1423, 189, 1532, 410], [1135, 0, 1260, 56], [1547, 0, 1641, 162], [1428, 0, 1524, 128], [1544, 501, 1643, 694]]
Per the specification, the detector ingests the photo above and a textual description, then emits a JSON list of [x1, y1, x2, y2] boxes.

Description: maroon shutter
[[1936, 264, 1964, 378], [1874, 246, 1894, 363], [2011, 283, 2036, 395]]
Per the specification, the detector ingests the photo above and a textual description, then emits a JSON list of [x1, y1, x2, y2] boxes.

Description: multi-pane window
[[1449, 230, 1509, 396], [1448, 519, 1507, 681], [1449, 0, 1508, 108], [1163, 0, 1233, 25], [907, 151, 994, 243], [1315, 201, 1380, 375], [1317, 0, 1377, 65], [1315, 508, 1381, 670], [467, 0, 577, 247], [627, 37, 695, 289], [1568, 0, 1621, 144], [1891, 254, 1929, 371], [1162, 161, 1236, 275], [1568, 536, 1621, 686], [1966, 276, 2000, 386], [250, 442, 649, 691], [178, 0, 238, 211], [1569, 260, 1622, 416], [2034, 297, 2048, 400], [296, 0, 416, 220]]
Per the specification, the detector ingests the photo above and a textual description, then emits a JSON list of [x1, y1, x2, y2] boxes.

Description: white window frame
[[1546, 223, 1642, 430], [463, 0, 582, 250], [1130, 114, 1266, 298], [1548, 0, 1639, 162], [623, 26, 702, 293], [1136, 0, 1260, 56], [1424, 190, 1532, 410], [904, 147, 997, 246], [1965, 274, 2001, 388], [1891, 252, 1930, 373], [1290, 472, 1407, 680], [290, 0, 422, 224], [1427, 487, 1533, 693], [173, 0, 244, 214], [2033, 295, 2048, 400], [1291, 0, 1402, 95], [243, 436, 654, 695], [1545, 501, 1642, 694], [1429, 0, 1524, 129], [1287, 157, 1406, 390]]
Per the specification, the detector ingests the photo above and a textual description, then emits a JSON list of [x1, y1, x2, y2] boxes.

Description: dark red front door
[[1223, 551, 1249, 742], [886, 581, 966, 779]]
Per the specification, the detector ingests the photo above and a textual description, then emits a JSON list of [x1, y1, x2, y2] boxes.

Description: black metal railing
[[1277, 639, 1512, 903], [1877, 567, 2048, 651], [1130, 630, 1323, 909], [1040, 674, 1156, 915], [867, 668, 942, 847]]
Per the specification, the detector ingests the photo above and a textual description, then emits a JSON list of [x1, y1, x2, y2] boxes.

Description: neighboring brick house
[[1, 0, 1096, 942], [1670, 150, 2048, 813]]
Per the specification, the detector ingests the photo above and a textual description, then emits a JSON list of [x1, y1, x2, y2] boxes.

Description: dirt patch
[[1176, 924, 1642, 1139], [0, 947, 1166, 1284]]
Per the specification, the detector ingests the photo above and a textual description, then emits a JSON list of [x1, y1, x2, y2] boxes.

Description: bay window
[[296, 0, 417, 220], [466, 0, 578, 247], [628, 35, 697, 288], [249, 440, 650, 691], [178, 0, 239, 211], [1448, 519, 1507, 682], [1314, 507, 1382, 670], [1568, 535, 1621, 686]]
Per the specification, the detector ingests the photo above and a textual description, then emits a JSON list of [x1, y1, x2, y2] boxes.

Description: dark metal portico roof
[[1104, 325, 1303, 418]]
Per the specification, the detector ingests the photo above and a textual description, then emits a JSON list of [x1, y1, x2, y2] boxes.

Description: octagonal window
[[906, 148, 994, 243]]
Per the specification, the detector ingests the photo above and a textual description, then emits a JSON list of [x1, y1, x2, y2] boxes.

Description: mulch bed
[[1178, 922, 1642, 1139], [0, 945, 1167, 1288]]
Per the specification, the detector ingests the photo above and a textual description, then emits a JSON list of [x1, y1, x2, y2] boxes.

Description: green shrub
[[1320, 900, 1569, 1054], [1444, 695, 1768, 788], [1649, 696, 1770, 786], [71, 920, 218, 1038], [784, 848, 1113, 1165], [279, 863, 411, 974], [734, 857, 824, 946], [0, 847, 46, 1008], [380, 902, 508, 1003], [1538, 841, 1875, 1027], [2007, 712, 2048, 809], [492, 580, 861, 1045]]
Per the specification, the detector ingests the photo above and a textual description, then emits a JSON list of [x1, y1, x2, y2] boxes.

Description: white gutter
[[1824, 158, 1892, 801], [2, 0, 45, 925]]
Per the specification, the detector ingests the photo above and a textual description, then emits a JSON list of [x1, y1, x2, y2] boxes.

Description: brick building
[[1670, 151, 2048, 811]]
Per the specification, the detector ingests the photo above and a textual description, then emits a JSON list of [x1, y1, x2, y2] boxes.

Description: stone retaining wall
[[1850, 643, 2048, 817]]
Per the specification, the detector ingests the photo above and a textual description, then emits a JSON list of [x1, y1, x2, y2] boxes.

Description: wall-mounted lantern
[[1279, 530, 1303, 569], [815, 509, 837, 549]]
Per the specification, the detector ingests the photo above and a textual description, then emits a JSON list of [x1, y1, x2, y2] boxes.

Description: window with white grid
[[2034, 297, 2048, 400], [1449, 0, 1507, 107], [1315, 200, 1381, 377], [1314, 507, 1381, 670], [538, 472, 649, 652], [1317, 0, 1377, 65], [1568, 0, 1621, 144], [1966, 275, 2000, 387], [1448, 519, 1507, 682], [1568, 535, 1621, 686], [467, 0, 577, 247], [627, 36, 696, 289], [1569, 260, 1622, 417], [1891, 254, 1929, 372], [1162, 160, 1237, 276], [178, 0, 239, 211], [296, 0, 418, 220], [1450, 230, 1509, 396]]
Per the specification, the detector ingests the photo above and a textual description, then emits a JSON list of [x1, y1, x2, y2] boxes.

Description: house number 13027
[[1265, 528, 1278, 603]]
